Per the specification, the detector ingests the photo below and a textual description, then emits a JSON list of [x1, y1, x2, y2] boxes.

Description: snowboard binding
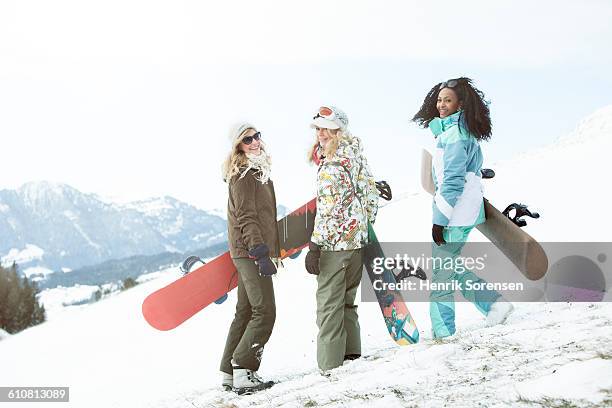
[[481, 168, 495, 179], [180, 256, 228, 304], [375, 181, 392, 201], [394, 265, 427, 282], [180, 255, 205, 276], [502, 203, 540, 228], [478, 166, 539, 228]]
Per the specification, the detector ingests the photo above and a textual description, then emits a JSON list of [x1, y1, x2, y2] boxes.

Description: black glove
[[432, 224, 446, 246], [305, 242, 321, 275], [248, 244, 277, 276]]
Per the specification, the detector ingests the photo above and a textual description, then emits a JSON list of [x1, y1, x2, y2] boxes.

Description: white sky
[[1, 0, 611, 210]]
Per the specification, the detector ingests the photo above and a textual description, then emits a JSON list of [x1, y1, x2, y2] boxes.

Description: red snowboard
[[142, 199, 316, 331]]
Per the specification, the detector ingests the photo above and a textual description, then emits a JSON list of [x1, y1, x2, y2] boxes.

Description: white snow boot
[[221, 372, 233, 391], [486, 299, 514, 327], [232, 365, 274, 395]]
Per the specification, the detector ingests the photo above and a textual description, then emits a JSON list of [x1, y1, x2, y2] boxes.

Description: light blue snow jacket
[[429, 111, 486, 227]]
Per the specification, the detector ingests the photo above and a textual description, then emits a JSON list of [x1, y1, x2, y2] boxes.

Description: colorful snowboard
[[420, 149, 548, 280], [363, 224, 420, 345], [142, 199, 316, 331]]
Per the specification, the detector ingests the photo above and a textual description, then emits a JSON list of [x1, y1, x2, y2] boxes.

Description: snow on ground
[[176, 302, 612, 408], [37, 285, 105, 319], [1, 107, 611, 407], [514, 358, 612, 404], [0, 328, 10, 341], [1, 254, 610, 408]]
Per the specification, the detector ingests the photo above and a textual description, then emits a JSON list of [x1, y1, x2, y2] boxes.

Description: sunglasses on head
[[313, 106, 335, 120], [241, 132, 261, 145], [440, 79, 459, 90]]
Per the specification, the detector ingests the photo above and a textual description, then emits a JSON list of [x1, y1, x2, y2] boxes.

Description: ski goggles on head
[[241, 132, 261, 145], [311, 105, 346, 130], [312, 106, 336, 121], [440, 79, 459, 90]]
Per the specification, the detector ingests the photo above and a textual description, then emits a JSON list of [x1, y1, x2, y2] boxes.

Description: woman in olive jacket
[[219, 123, 279, 394]]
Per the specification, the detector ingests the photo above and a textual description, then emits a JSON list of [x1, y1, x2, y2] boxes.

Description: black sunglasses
[[440, 79, 460, 90], [241, 132, 261, 145]]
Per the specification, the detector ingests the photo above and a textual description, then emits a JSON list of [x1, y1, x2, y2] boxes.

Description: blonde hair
[[222, 127, 267, 182], [308, 128, 344, 164]]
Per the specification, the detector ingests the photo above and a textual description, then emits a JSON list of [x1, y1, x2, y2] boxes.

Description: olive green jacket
[[227, 169, 280, 259]]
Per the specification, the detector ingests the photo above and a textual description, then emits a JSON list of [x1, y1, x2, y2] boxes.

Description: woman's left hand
[[248, 244, 278, 276]]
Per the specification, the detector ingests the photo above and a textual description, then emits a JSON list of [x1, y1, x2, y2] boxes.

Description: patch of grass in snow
[[339, 388, 419, 407], [297, 394, 342, 407], [516, 395, 601, 408], [601, 388, 612, 406], [390, 387, 405, 399], [516, 396, 575, 407], [341, 391, 373, 401], [197, 398, 237, 408], [597, 352, 612, 360]]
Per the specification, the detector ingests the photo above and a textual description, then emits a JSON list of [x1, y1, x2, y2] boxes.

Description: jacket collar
[[428, 111, 462, 137]]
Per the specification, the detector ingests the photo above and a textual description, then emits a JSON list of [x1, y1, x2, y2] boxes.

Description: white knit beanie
[[229, 122, 257, 145]]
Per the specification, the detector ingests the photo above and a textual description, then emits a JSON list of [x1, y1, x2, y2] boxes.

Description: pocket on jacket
[[235, 239, 247, 251]]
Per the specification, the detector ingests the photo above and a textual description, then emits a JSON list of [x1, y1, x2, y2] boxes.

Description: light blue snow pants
[[430, 226, 501, 338]]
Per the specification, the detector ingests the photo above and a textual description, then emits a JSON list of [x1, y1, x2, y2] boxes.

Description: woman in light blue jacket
[[413, 77, 513, 338]]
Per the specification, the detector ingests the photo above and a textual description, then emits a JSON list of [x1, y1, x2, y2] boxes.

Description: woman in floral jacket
[[304, 106, 379, 372]]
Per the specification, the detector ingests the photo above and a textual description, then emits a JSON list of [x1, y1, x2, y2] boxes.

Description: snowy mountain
[[0, 107, 611, 407], [0, 182, 227, 274]]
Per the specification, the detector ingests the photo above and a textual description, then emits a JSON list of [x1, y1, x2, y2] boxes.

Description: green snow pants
[[316, 248, 363, 371], [220, 257, 276, 374], [430, 226, 501, 338]]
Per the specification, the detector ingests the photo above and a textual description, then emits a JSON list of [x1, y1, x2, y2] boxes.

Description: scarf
[[239, 151, 272, 184]]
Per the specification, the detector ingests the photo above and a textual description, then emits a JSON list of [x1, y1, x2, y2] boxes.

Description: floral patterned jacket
[[311, 133, 379, 251]]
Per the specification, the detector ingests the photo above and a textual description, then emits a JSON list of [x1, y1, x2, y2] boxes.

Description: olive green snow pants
[[220, 258, 276, 374], [316, 248, 363, 371]]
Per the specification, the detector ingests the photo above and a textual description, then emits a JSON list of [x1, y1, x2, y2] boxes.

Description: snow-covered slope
[[478, 105, 612, 242], [0, 221, 609, 408], [0, 328, 10, 341], [0, 107, 611, 407]]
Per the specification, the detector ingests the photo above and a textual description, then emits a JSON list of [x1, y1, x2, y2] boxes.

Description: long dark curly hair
[[412, 77, 492, 141]]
